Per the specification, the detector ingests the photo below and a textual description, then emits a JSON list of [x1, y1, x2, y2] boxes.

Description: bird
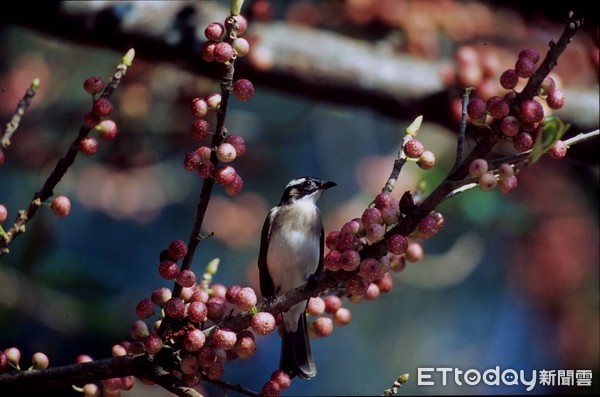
[[258, 176, 336, 379]]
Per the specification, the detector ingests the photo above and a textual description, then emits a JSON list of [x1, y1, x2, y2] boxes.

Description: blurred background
[[1, 0, 598, 395]]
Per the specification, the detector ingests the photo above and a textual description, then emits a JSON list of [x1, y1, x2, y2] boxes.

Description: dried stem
[[1, 79, 39, 149]]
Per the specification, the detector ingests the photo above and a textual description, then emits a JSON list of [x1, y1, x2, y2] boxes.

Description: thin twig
[[454, 87, 472, 168], [1, 79, 40, 149]]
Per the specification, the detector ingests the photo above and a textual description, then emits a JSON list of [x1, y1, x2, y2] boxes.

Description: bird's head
[[278, 176, 336, 205]]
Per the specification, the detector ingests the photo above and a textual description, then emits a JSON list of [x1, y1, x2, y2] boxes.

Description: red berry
[[188, 301, 208, 322], [548, 140, 568, 159], [325, 231, 341, 250], [196, 146, 212, 160], [488, 99, 509, 119], [235, 330, 257, 359], [539, 76, 556, 96], [324, 295, 342, 314], [499, 175, 518, 194], [168, 240, 188, 260], [546, 89, 565, 109], [518, 48, 541, 64], [136, 298, 155, 319], [500, 115, 520, 137], [212, 327, 237, 350], [499, 69, 519, 89], [340, 249, 361, 272], [233, 79, 254, 101], [51, 195, 71, 217], [206, 296, 227, 321], [158, 260, 179, 280], [225, 285, 242, 304], [92, 97, 113, 118], [519, 99, 544, 124], [333, 307, 352, 326], [515, 56, 535, 78], [513, 132, 534, 152], [236, 287, 257, 311], [190, 119, 212, 140], [143, 334, 163, 355], [164, 297, 185, 318], [224, 173, 243, 196], [324, 250, 342, 271], [83, 77, 105, 95], [184, 151, 202, 171], [201, 41, 217, 62], [198, 160, 215, 179], [176, 269, 197, 288], [347, 275, 369, 296], [314, 316, 333, 337], [405, 241, 423, 263], [0, 147, 5, 165], [83, 111, 100, 128], [262, 380, 281, 397], [271, 370, 291, 389], [79, 136, 99, 155], [387, 234, 408, 255], [467, 97, 486, 120], [229, 15, 248, 36], [306, 297, 325, 316], [151, 287, 172, 306], [361, 207, 382, 226], [216, 142, 237, 162]]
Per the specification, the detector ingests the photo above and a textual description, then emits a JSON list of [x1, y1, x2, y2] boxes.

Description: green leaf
[[528, 115, 570, 164]]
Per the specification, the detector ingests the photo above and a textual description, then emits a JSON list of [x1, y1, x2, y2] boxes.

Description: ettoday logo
[[418, 367, 537, 391]]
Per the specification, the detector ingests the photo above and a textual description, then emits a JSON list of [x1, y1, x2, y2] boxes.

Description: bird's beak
[[320, 181, 337, 190]]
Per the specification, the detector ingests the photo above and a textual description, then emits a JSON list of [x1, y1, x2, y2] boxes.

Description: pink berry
[[324, 295, 342, 314], [0, 204, 7, 223], [236, 287, 257, 311], [333, 307, 352, 326], [468, 158, 489, 178], [325, 231, 341, 250], [314, 316, 333, 337], [180, 355, 199, 375], [361, 207, 383, 226], [387, 234, 408, 255], [365, 223, 385, 243], [191, 98, 208, 118], [184, 151, 202, 171], [201, 41, 217, 62], [347, 275, 369, 296], [271, 370, 291, 389], [497, 163, 514, 180], [198, 160, 215, 179], [405, 241, 423, 263], [500, 115, 520, 137], [539, 76, 556, 96], [206, 296, 227, 321], [204, 22, 225, 41], [216, 142, 237, 162], [324, 250, 342, 271], [340, 249, 361, 272], [143, 334, 163, 355], [359, 258, 383, 282], [151, 287, 172, 306], [306, 297, 325, 316], [233, 79, 254, 101], [205, 92, 222, 109], [478, 172, 497, 191], [214, 42, 234, 63], [374, 272, 393, 293], [488, 98, 509, 119], [214, 165, 237, 185], [364, 282, 380, 301], [518, 48, 541, 63], [212, 327, 237, 350], [95, 119, 117, 141], [235, 330, 256, 359], [158, 260, 179, 280], [31, 352, 49, 370], [51, 195, 71, 217], [548, 140, 568, 159], [229, 15, 248, 36], [417, 150, 436, 170], [262, 380, 281, 397], [251, 312, 276, 335], [499, 175, 518, 194]]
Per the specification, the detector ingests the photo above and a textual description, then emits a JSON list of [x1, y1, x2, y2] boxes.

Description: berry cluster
[[184, 14, 255, 196], [81, 76, 119, 154], [466, 48, 569, 193]]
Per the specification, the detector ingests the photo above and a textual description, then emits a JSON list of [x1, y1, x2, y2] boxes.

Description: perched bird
[[258, 176, 336, 379]]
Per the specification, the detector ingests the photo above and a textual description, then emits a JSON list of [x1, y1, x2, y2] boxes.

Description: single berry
[[79, 136, 99, 155], [135, 298, 155, 319], [261, 380, 281, 397], [468, 158, 489, 178], [499, 69, 519, 89], [513, 132, 534, 152], [213, 327, 237, 350], [233, 37, 250, 57], [314, 316, 333, 337], [151, 287, 172, 306], [499, 175, 518, 194], [198, 160, 216, 179], [190, 119, 212, 140], [325, 231, 341, 250], [496, 163, 514, 180], [180, 355, 199, 375], [214, 42, 234, 63], [31, 352, 49, 370], [164, 297, 185, 318], [143, 334, 163, 355], [364, 283, 380, 301], [0, 204, 7, 223], [365, 223, 385, 243], [306, 297, 325, 316], [83, 77, 105, 95], [176, 269, 197, 288], [548, 140, 568, 159], [229, 15, 248, 36], [233, 79, 254, 101], [92, 97, 113, 118], [95, 119, 117, 141], [205, 92, 222, 109], [187, 301, 208, 322], [361, 207, 383, 226], [191, 98, 208, 118], [500, 115, 520, 137], [515, 56, 535, 78], [204, 22, 225, 41], [347, 275, 369, 296], [235, 330, 257, 359], [417, 215, 438, 238], [488, 98, 509, 119], [546, 89, 565, 109], [271, 370, 291, 389], [196, 146, 212, 160], [333, 307, 352, 326], [184, 151, 202, 171], [168, 240, 188, 260], [405, 241, 423, 263], [374, 272, 393, 293], [478, 172, 497, 191], [236, 287, 257, 311], [387, 234, 408, 255], [467, 97, 487, 120], [51, 195, 71, 217], [340, 249, 361, 272], [519, 99, 544, 124], [518, 48, 541, 63], [158, 260, 179, 280], [225, 285, 242, 304], [417, 150, 436, 170], [539, 76, 556, 96], [206, 296, 227, 321], [324, 250, 342, 271], [216, 142, 237, 162], [324, 295, 342, 314], [403, 139, 424, 158], [251, 312, 276, 335]]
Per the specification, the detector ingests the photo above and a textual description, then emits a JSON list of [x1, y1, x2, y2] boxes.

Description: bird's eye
[[302, 180, 313, 189]]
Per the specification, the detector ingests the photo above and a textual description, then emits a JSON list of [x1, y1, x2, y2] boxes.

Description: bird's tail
[[280, 313, 316, 379]]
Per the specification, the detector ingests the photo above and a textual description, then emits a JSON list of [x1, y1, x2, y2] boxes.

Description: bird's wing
[[258, 207, 276, 298]]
